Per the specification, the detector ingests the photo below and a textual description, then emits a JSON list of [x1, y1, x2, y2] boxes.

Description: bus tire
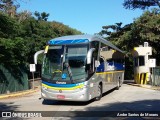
[[95, 84, 102, 101], [116, 80, 120, 90]]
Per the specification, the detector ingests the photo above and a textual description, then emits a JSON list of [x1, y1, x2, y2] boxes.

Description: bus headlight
[[42, 92, 46, 97]]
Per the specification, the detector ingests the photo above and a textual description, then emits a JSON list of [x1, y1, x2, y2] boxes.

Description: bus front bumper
[[41, 87, 91, 102]]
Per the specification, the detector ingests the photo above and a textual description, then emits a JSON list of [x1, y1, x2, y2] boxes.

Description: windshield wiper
[[65, 63, 74, 83]]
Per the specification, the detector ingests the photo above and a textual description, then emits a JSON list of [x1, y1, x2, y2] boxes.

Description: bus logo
[[59, 89, 62, 93]]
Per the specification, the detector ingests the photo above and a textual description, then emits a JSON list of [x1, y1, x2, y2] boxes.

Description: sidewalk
[[0, 87, 40, 99], [124, 80, 160, 90]]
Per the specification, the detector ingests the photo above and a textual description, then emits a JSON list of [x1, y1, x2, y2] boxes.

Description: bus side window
[[90, 41, 99, 61], [96, 57, 105, 72]]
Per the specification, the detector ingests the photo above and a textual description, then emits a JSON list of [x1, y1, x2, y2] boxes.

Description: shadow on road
[[52, 99, 160, 120], [42, 98, 95, 106], [0, 102, 19, 112], [0, 103, 25, 120]]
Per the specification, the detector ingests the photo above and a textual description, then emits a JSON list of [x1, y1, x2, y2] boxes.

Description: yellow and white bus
[[34, 35, 125, 101]]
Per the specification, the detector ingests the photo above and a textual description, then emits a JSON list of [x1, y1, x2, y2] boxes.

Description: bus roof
[[48, 34, 124, 53]]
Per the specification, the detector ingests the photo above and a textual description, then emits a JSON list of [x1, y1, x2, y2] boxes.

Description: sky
[[18, 0, 145, 34]]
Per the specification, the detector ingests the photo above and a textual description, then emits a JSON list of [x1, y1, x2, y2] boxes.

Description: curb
[[0, 87, 40, 99]]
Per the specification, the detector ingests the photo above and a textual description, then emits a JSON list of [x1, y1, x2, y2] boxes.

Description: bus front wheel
[[95, 84, 102, 101], [116, 80, 120, 90]]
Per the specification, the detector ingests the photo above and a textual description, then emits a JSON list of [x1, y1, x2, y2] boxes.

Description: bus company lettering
[[56, 81, 66, 84]]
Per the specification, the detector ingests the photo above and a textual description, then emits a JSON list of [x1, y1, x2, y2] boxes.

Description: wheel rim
[[95, 85, 102, 101], [98, 86, 101, 96], [98, 85, 101, 97], [118, 80, 120, 87]]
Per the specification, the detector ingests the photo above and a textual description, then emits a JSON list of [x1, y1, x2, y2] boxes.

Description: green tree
[[100, 9, 160, 59], [41, 12, 49, 21], [0, 0, 83, 83], [99, 22, 123, 37], [34, 11, 49, 21], [132, 9, 160, 60], [17, 10, 32, 22], [0, 0, 19, 17], [0, 8, 82, 79], [123, 0, 160, 10], [99, 9, 160, 79], [0, 11, 20, 38]]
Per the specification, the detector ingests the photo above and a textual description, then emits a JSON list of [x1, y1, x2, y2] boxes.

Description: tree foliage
[[100, 9, 160, 59], [99, 22, 123, 37], [34, 11, 49, 21], [0, 12, 20, 38], [0, 1, 82, 78], [123, 0, 160, 10], [100, 9, 160, 79], [0, 0, 20, 17]]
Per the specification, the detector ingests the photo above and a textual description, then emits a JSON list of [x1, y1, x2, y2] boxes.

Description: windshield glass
[[42, 46, 64, 80], [42, 44, 88, 82], [64, 44, 88, 81]]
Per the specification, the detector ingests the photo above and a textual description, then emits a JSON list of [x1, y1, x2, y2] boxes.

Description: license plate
[[57, 95, 65, 99]]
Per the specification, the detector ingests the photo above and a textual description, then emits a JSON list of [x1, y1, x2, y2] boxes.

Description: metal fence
[[152, 67, 160, 86], [0, 65, 29, 94]]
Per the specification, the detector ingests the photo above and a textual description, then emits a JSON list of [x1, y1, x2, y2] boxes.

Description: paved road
[[0, 83, 160, 120]]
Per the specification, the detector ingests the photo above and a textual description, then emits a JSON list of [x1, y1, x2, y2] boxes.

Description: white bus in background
[[34, 35, 125, 102]]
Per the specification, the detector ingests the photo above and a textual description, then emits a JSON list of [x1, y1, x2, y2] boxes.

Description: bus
[[34, 35, 125, 102]]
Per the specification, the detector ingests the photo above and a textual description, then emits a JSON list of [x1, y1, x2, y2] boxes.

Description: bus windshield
[[42, 44, 88, 82]]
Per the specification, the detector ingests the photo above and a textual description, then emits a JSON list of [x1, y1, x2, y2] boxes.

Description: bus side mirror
[[87, 48, 95, 64], [34, 50, 44, 65]]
